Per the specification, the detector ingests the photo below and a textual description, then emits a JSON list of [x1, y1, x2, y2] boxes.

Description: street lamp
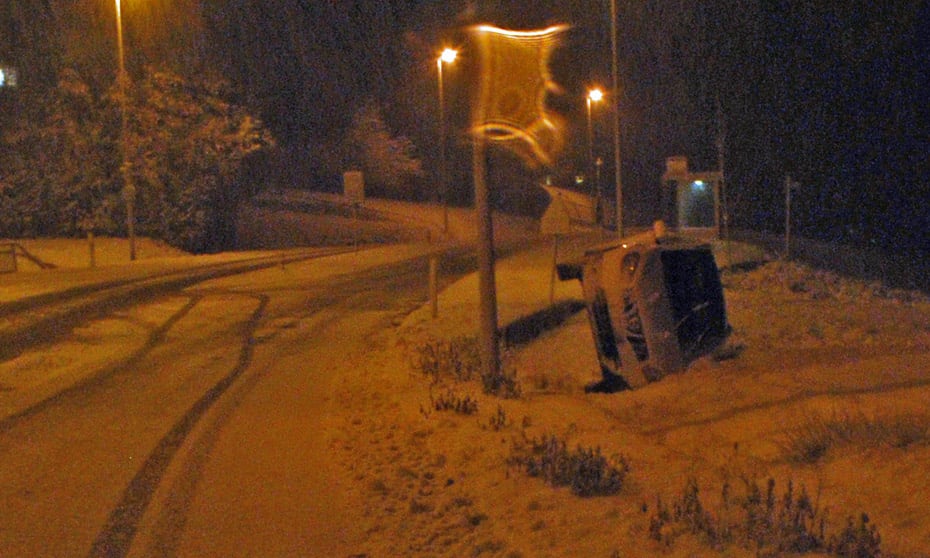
[[437, 47, 457, 233], [115, 0, 136, 260], [610, 0, 623, 237], [586, 88, 603, 224]]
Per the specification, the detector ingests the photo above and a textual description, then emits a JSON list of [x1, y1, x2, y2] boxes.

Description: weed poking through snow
[[428, 388, 478, 415], [412, 336, 481, 383], [647, 476, 886, 557], [779, 408, 930, 463], [412, 336, 521, 398], [510, 434, 629, 497]]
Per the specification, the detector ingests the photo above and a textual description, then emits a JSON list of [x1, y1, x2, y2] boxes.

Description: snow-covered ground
[[321, 237, 930, 557], [4, 201, 930, 556]]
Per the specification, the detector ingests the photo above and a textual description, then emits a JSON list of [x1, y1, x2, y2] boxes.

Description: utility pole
[[610, 0, 623, 238], [437, 49, 457, 233], [115, 0, 136, 260], [472, 131, 500, 381], [715, 96, 728, 242], [784, 175, 799, 259]]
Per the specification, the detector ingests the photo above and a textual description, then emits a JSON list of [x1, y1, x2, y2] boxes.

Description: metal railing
[[0, 242, 56, 274], [0, 242, 15, 273]]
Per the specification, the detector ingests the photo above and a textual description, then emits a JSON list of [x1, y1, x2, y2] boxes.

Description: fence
[[0, 242, 15, 273], [0, 242, 56, 273], [729, 229, 929, 294]]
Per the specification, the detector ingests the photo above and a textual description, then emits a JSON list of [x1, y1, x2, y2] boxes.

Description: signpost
[[540, 185, 598, 304], [784, 175, 800, 259], [469, 24, 567, 382]]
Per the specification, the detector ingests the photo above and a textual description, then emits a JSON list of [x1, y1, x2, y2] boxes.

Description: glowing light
[[440, 48, 458, 64], [588, 88, 604, 103], [691, 180, 706, 192], [0, 65, 14, 88]]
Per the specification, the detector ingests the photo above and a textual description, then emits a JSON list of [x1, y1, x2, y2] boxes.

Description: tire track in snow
[[87, 293, 269, 558], [0, 294, 203, 432]]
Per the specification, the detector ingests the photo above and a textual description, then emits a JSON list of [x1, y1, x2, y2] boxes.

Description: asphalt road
[[0, 245, 445, 557]]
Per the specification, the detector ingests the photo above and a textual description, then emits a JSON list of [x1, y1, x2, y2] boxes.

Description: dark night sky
[[206, 0, 929, 253], [1, 0, 928, 253]]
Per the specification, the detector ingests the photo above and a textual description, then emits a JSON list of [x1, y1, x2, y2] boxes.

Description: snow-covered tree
[[126, 68, 274, 252], [344, 100, 423, 200], [0, 66, 274, 252], [0, 69, 114, 237]]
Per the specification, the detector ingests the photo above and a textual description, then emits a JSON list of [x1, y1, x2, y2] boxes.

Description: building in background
[[0, 63, 18, 89], [660, 156, 721, 239]]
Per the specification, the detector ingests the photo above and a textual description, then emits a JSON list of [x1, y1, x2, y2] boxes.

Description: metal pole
[[429, 254, 439, 318], [716, 96, 728, 242], [438, 58, 449, 233], [115, 0, 136, 260], [549, 234, 559, 305], [610, 0, 623, 238], [784, 175, 792, 260], [473, 131, 500, 381], [88, 231, 96, 268], [586, 97, 594, 199]]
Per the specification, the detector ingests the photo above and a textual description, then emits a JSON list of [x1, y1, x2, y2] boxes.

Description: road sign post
[[784, 175, 799, 260]]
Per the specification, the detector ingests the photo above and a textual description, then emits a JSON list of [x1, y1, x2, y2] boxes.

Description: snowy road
[[0, 244, 445, 557]]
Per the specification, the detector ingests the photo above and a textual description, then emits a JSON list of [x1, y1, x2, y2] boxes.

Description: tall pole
[[473, 130, 500, 381], [610, 0, 623, 238], [586, 96, 594, 197], [716, 96, 728, 242], [784, 175, 796, 260], [586, 88, 603, 225], [438, 57, 447, 233], [595, 157, 603, 229], [115, 0, 136, 260], [437, 49, 457, 234]]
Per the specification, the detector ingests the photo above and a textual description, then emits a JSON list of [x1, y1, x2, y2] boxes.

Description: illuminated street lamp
[[586, 88, 603, 223], [115, 0, 136, 260], [437, 47, 457, 233]]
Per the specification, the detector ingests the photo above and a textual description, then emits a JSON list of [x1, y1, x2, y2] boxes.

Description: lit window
[[0, 66, 17, 88]]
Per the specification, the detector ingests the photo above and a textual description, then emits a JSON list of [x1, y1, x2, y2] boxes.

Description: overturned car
[[557, 229, 730, 392]]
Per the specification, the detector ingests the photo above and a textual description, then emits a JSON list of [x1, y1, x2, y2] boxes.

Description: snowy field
[[3, 198, 930, 556], [325, 238, 930, 557]]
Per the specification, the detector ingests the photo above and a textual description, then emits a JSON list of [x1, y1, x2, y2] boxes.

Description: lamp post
[[784, 175, 799, 260], [437, 48, 457, 233], [610, 0, 623, 237], [115, 0, 136, 260], [586, 88, 603, 223], [595, 157, 603, 228]]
